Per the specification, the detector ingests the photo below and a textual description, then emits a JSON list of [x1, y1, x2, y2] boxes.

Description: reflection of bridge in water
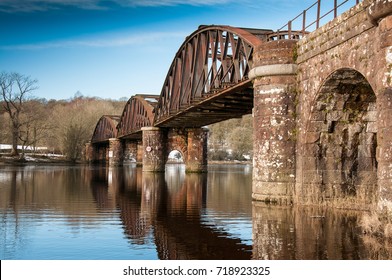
[[2, 165, 392, 259], [86, 164, 392, 260], [88, 165, 252, 259]]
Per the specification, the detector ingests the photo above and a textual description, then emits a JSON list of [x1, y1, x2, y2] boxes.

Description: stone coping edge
[[249, 64, 298, 80]]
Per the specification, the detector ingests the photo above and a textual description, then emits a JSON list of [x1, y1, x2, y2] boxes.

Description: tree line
[[0, 72, 125, 161], [1, 71, 253, 162], [208, 115, 253, 161]]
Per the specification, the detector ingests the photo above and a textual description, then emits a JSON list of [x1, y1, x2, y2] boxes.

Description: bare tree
[[49, 94, 126, 162], [0, 72, 38, 157], [18, 100, 52, 157]]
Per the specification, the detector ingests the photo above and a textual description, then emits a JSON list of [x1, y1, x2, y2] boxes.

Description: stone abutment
[[249, 0, 392, 213]]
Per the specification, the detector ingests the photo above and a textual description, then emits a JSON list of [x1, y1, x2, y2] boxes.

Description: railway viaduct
[[87, 0, 392, 211]]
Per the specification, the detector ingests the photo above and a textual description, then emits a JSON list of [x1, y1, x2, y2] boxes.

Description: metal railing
[[270, 0, 362, 40]]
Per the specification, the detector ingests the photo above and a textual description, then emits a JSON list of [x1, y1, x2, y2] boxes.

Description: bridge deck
[[154, 80, 253, 127]]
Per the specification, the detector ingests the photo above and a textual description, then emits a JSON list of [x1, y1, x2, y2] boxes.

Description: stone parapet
[[297, 0, 373, 64], [367, 0, 392, 25]]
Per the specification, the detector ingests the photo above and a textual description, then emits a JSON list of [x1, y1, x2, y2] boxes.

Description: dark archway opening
[[311, 68, 377, 205]]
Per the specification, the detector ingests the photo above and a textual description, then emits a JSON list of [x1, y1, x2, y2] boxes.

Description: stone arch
[[298, 68, 378, 207], [168, 150, 185, 163], [167, 128, 188, 164]]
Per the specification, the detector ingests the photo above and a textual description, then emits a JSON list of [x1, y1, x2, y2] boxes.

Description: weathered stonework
[[139, 127, 208, 173], [90, 127, 208, 172], [84, 141, 95, 163], [296, 69, 378, 208], [124, 141, 138, 162], [185, 128, 208, 173], [167, 128, 188, 159], [98, 145, 107, 162], [136, 141, 143, 166], [295, 0, 392, 211], [85, 143, 107, 163], [142, 127, 167, 172], [251, 40, 297, 204], [249, 0, 392, 212], [108, 138, 124, 166]]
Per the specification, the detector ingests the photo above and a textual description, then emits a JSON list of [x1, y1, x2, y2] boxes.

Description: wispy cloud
[[117, 0, 233, 7], [0, 0, 233, 13], [0, 31, 187, 50], [0, 0, 102, 12]]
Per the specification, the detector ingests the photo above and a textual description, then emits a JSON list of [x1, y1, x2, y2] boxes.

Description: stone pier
[[141, 126, 208, 173], [249, 40, 297, 204], [124, 141, 137, 162], [369, 0, 392, 212], [185, 128, 208, 173], [123, 141, 143, 165], [108, 138, 124, 166], [84, 141, 95, 163], [142, 127, 167, 172]]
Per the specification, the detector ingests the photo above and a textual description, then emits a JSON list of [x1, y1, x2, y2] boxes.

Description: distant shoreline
[[0, 154, 252, 166]]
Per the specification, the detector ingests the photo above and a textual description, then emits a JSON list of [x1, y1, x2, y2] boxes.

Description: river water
[[0, 163, 391, 260]]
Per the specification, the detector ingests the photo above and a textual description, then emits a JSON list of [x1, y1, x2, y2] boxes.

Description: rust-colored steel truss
[[116, 94, 159, 139], [90, 1, 362, 140], [91, 115, 120, 144], [153, 25, 271, 128], [91, 25, 305, 142]]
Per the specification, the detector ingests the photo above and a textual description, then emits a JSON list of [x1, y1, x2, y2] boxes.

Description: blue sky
[[0, 0, 342, 101]]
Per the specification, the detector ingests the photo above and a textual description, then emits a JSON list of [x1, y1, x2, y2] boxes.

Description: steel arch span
[[117, 94, 159, 139], [153, 25, 271, 128], [91, 115, 120, 144]]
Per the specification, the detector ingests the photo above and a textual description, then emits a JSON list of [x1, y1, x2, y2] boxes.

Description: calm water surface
[[0, 164, 391, 260]]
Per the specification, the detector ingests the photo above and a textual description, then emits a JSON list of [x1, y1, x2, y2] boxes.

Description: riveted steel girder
[[116, 94, 159, 140], [91, 115, 120, 144], [153, 25, 272, 127]]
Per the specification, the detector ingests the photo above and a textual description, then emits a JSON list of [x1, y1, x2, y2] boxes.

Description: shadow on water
[[1, 163, 392, 259]]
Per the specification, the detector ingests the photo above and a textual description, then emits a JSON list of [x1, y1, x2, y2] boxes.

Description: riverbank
[[0, 154, 252, 166], [0, 154, 76, 165], [208, 160, 252, 165]]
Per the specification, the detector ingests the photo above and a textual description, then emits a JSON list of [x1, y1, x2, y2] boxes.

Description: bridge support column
[[185, 128, 208, 173], [249, 40, 298, 204], [108, 138, 124, 166], [137, 141, 143, 166], [84, 141, 96, 163], [97, 146, 107, 163], [368, 0, 392, 213], [142, 127, 167, 172], [378, 89, 392, 212], [124, 141, 138, 163]]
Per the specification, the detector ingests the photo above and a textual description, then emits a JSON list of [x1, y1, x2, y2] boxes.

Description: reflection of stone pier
[[4, 165, 392, 259], [252, 202, 387, 259], [86, 164, 253, 259]]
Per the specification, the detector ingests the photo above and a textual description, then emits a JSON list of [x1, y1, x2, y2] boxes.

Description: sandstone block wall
[[294, 0, 392, 210]]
